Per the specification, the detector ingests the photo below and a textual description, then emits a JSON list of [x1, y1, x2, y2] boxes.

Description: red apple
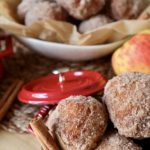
[[112, 30, 150, 75]]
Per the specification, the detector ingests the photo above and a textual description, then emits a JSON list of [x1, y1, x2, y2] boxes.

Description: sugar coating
[[17, 0, 43, 20], [110, 0, 146, 20], [79, 14, 113, 33], [103, 72, 150, 139], [25, 1, 67, 26], [96, 132, 142, 150], [47, 96, 108, 150], [55, 0, 105, 20]]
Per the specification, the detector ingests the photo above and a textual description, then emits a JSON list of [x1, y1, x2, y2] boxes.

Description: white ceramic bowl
[[16, 36, 125, 61]]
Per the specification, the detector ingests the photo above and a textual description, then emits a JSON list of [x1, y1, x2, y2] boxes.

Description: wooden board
[[0, 130, 41, 150]]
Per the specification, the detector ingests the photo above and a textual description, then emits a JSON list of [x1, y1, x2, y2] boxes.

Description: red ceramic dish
[[0, 36, 13, 78], [0, 61, 3, 79], [0, 36, 12, 58], [18, 71, 107, 105]]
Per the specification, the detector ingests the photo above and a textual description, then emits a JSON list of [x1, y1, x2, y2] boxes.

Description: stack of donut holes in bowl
[[17, 0, 148, 33], [45, 72, 150, 150]]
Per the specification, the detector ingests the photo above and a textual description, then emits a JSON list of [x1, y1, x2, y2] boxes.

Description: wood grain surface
[[0, 130, 40, 150]]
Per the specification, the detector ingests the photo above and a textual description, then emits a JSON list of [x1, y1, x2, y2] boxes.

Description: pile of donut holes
[[17, 0, 148, 33]]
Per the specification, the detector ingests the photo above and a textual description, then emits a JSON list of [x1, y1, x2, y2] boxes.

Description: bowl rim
[[15, 36, 126, 48]]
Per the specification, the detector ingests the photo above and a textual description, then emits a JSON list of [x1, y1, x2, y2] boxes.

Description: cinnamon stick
[[30, 119, 60, 150], [0, 80, 23, 121], [0, 80, 18, 109]]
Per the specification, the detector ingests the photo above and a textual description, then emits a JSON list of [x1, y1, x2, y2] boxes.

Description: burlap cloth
[[0, 38, 114, 133]]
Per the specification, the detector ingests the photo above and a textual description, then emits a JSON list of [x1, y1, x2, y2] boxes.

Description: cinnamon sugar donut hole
[[96, 132, 142, 150], [103, 72, 150, 139], [17, 0, 44, 20], [55, 0, 106, 20], [25, 1, 68, 26], [46, 96, 108, 150], [79, 14, 113, 33], [109, 0, 146, 20]]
